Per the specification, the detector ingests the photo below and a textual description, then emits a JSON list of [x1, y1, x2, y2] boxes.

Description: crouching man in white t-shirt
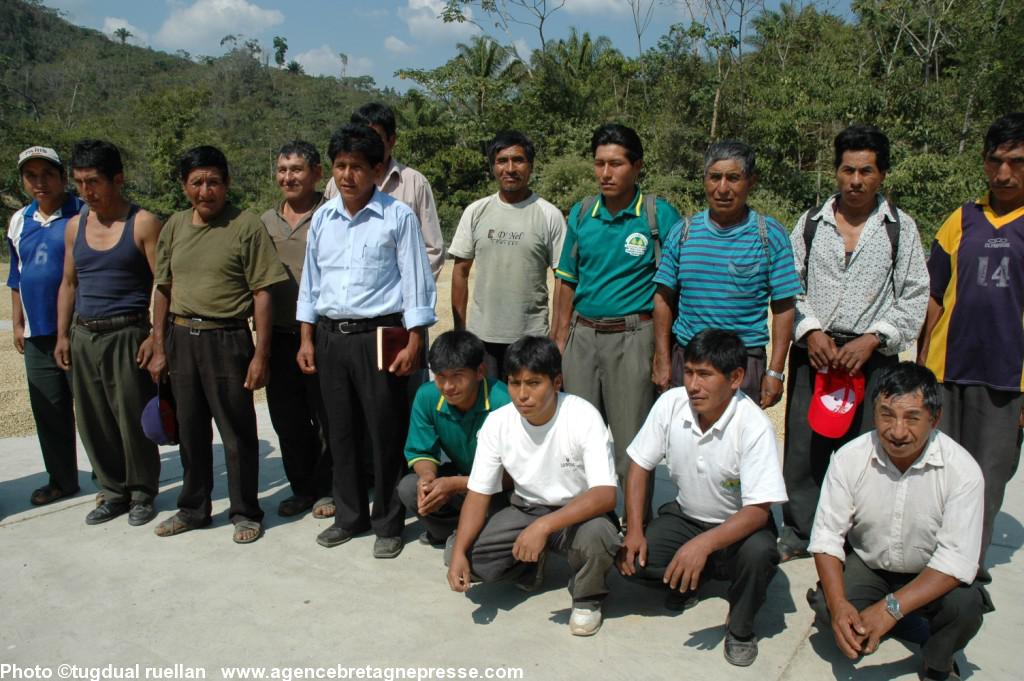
[[618, 328, 789, 667], [446, 335, 621, 637]]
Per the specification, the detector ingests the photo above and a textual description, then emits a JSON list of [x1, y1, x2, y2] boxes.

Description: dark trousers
[[24, 335, 78, 493], [167, 325, 262, 524], [266, 329, 331, 500], [938, 382, 1024, 563], [781, 346, 898, 547], [317, 324, 410, 537], [482, 341, 509, 381], [671, 342, 765, 397], [630, 501, 779, 638], [396, 468, 510, 540], [809, 551, 992, 672], [70, 323, 160, 504], [466, 494, 622, 606]]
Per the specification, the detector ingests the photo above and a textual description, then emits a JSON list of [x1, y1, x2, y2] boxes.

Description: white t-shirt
[[468, 393, 617, 507], [627, 387, 787, 524], [448, 192, 566, 343]]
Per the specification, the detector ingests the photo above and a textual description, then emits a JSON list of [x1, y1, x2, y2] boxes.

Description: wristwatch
[[885, 592, 903, 620], [765, 369, 785, 382], [871, 331, 889, 349]]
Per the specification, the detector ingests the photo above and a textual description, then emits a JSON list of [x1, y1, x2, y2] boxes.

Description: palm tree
[[113, 27, 132, 45], [451, 36, 527, 117]]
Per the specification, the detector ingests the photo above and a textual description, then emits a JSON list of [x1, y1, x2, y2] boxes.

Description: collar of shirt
[[869, 430, 946, 474], [701, 207, 762, 234], [323, 188, 386, 222], [29, 196, 75, 226], [594, 189, 644, 222], [436, 379, 492, 419], [273, 193, 325, 236], [977, 193, 1024, 226], [380, 158, 403, 191], [680, 391, 740, 438], [810, 193, 896, 227]]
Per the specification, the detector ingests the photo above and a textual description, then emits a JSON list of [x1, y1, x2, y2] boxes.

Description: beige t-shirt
[[155, 204, 288, 320], [448, 192, 566, 343]]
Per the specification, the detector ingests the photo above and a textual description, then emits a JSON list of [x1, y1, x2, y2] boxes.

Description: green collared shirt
[[556, 190, 681, 318], [404, 377, 511, 474]]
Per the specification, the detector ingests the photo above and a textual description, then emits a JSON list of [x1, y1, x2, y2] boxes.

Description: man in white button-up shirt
[[808, 362, 991, 681], [619, 329, 789, 667]]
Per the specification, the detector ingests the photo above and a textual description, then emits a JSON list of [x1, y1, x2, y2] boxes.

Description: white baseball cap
[[18, 146, 63, 170]]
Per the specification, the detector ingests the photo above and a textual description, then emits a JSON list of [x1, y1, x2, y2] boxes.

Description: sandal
[[312, 497, 335, 519], [778, 538, 810, 563], [233, 519, 264, 544], [154, 511, 211, 537], [30, 484, 78, 506]]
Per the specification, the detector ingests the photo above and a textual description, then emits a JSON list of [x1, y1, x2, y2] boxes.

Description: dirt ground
[[0, 261, 786, 439]]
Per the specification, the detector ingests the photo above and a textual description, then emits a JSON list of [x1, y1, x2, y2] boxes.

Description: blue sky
[[42, 0, 850, 90]]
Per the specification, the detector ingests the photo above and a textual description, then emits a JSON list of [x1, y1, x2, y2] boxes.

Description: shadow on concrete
[[986, 510, 1023, 571]]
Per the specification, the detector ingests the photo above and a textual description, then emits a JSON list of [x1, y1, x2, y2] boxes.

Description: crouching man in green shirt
[[397, 330, 511, 547]]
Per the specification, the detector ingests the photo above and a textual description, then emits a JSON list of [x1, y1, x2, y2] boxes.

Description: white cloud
[[400, 0, 479, 44], [563, 0, 628, 15], [293, 45, 373, 78], [384, 35, 412, 54], [153, 0, 283, 53], [103, 17, 149, 45]]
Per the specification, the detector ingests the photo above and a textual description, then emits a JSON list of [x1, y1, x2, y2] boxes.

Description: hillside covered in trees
[[2, 0, 1023, 251]]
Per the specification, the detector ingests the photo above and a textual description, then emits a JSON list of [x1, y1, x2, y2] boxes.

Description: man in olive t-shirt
[[449, 130, 566, 379], [150, 145, 287, 544]]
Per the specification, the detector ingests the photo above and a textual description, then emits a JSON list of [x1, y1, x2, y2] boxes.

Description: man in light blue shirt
[[297, 124, 437, 559]]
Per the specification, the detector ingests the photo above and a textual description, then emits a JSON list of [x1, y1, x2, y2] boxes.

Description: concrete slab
[[0, 403, 1020, 681]]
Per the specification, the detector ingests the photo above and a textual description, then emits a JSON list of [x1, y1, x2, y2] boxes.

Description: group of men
[[7, 106, 1024, 678]]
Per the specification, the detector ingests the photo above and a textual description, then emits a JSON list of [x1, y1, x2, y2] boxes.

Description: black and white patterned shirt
[[790, 194, 929, 354]]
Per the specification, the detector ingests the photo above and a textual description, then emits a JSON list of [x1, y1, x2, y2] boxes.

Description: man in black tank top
[[54, 139, 163, 527]]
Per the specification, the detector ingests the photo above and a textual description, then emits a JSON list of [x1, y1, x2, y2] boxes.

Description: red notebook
[[376, 326, 409, 371]]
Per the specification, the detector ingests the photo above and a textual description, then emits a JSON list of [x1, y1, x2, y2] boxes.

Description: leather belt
[[576, 312, 653, 334], [76, 312, 148, 333], [172, 315, 248, 336], [318, 313, 403, 335], [826, 331, 861, 347]]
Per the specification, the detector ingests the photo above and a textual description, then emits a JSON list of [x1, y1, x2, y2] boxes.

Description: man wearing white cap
[[6, 146, 83, 505]]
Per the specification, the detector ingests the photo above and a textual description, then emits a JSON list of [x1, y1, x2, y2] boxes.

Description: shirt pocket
[[727, 258, 765, 291], [356, 240, 397, 287]]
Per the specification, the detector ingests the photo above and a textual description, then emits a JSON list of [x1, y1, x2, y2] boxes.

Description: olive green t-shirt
[[155, 204, 288, 319]]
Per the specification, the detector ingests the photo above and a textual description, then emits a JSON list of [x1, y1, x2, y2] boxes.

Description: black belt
[[76, 312, 148, 333], [318, 313, 403, 334], [826, 331, 861, 347], [171, 315, 248, 335]]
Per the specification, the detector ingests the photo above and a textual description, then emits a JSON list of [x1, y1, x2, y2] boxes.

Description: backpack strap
[[883, 205, 901, 296], [643, 193, 661, 265], [802, 206, 823, 287], [570, 195, 601, 262], [677, 216, 692, 252], [756, 212, 773, 271]]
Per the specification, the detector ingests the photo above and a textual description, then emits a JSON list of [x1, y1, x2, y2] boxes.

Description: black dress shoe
[[128, 503, 157, 526], [317, 525, 362, 548], [86, 501, 130, 525]]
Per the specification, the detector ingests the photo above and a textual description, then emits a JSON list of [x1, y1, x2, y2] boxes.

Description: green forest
[[2, 0, 1023, 256]]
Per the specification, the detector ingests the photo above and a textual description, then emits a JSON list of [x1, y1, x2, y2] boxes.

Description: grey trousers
[[938, 382, 1024, 563], [780, 346, 897, 548], [70, 323, 160, 504], [809, 551, 992, 673], [562, 314, 655, 489], [629, 501, 779, 638], [466, 494, 622, 606], [397, 470, 511, 540]]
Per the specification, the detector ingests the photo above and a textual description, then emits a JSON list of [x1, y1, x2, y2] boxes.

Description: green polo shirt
[[556, 190, 681, 318], [404, 377, 511, 474]]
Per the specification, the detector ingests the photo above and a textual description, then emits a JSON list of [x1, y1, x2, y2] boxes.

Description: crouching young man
[[807, 362, 991, 681], [618, 328, 788, 666], [397, 329, 511, 546], [446, 336, 621, 636]]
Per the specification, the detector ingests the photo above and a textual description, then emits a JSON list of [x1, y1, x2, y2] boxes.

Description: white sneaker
[[569, 604, 603, 636]]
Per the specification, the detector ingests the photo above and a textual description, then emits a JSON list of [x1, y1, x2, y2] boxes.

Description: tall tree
[[112, 27, 132, 45], [272, 36, 287, 68]]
